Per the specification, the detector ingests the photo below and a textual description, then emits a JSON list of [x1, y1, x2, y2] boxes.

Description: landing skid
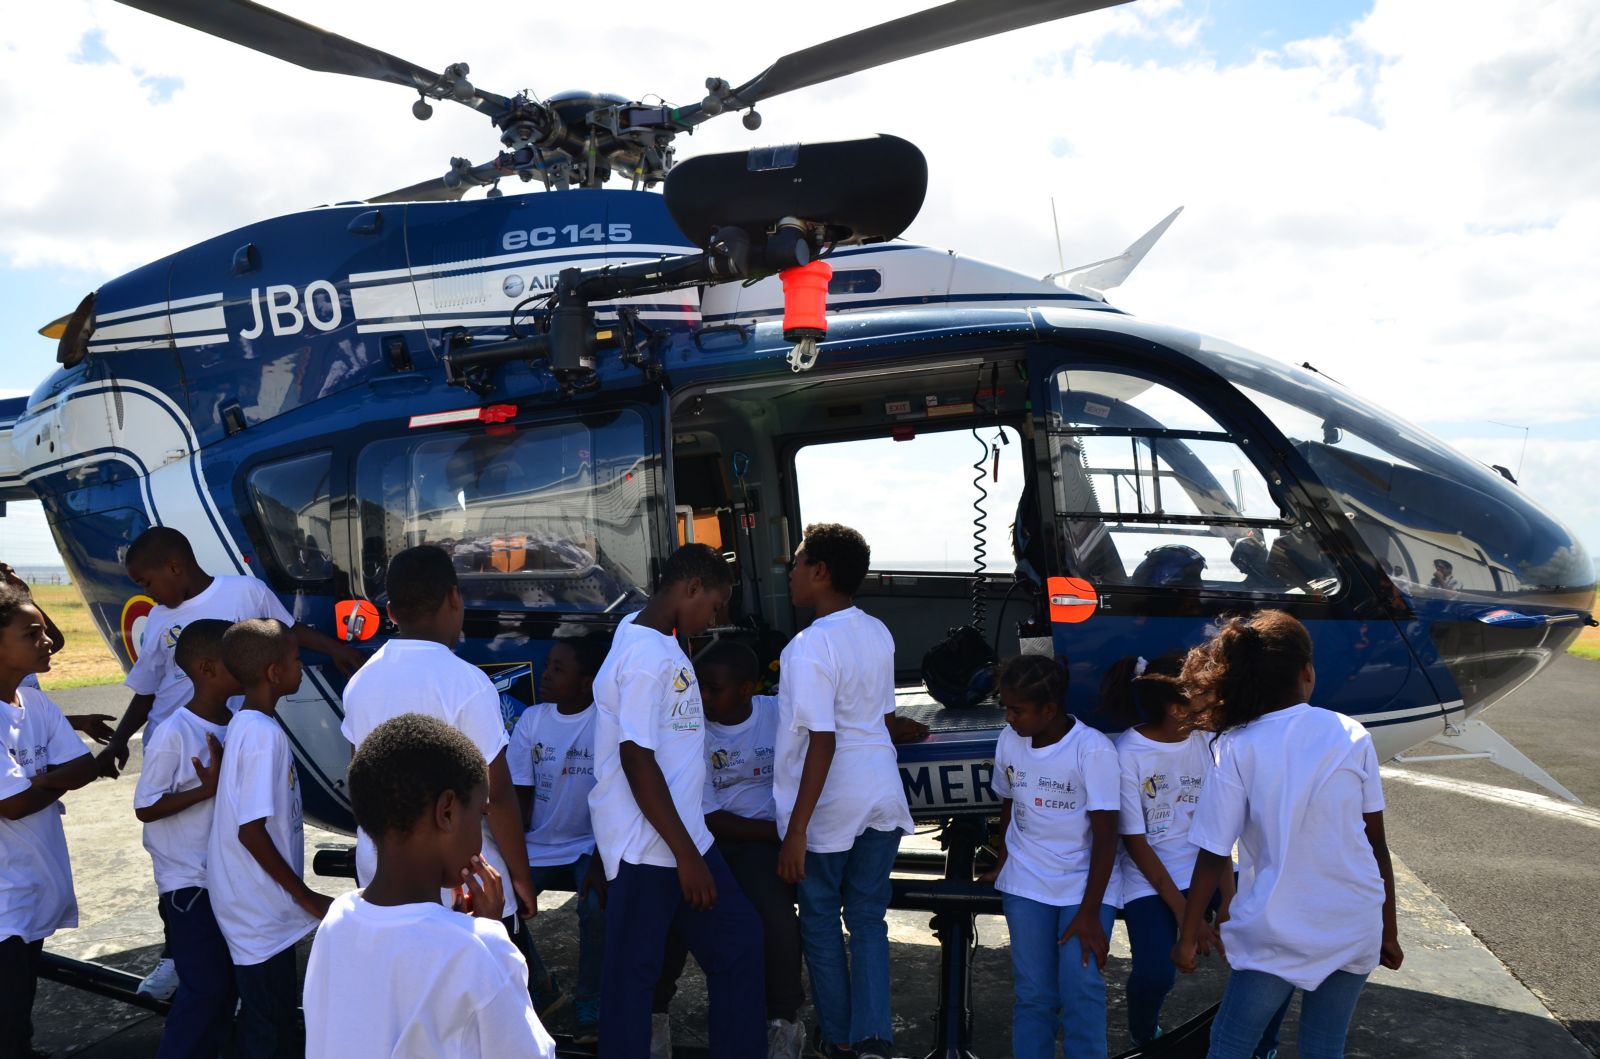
[[1393, 719, 1581, 803]]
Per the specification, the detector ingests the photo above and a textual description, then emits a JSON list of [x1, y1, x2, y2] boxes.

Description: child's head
[[348, 713, 489, 888], [996, 654, 1070, 738], [1099, 651, 1190, 729], [789, 523, 870, 608], [1181, 609, 1314, 732], [539, 633, 611, 706], [694, 639, 760, 724], [0, 585, 51, 679], [655, 543, 733, 637], [221, 619, 302, 696], [125, 527, 201, 608], [385, 545, 463, 638], [174, 618, 243, 698]]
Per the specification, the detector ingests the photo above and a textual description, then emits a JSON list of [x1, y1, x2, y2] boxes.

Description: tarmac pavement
[[28, 665, 1599, 1057]]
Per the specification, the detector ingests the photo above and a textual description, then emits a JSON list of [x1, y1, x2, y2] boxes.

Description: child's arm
[[619, 740, 716, 910], [977, 799, 1012, 883], [237, 817, 333, 919], [99, 692, 157, 777], [1173, 849, 1231, 973], [485, 749, 538, 919], [1060, 809, 1117, 969], [1365, 810, 1403, 970], [0, 781, 71, 820], [289, 622, 365, 677], [777, 730, 835, 883], [514, 784, 533, 832], [26, 753, 98, 793], [1123, 833, 1188, 921], [705, 809, 780, 844], [134, 735, 222, 823]]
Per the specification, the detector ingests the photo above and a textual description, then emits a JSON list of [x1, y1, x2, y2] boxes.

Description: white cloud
[[1, 0, 1596, 562]]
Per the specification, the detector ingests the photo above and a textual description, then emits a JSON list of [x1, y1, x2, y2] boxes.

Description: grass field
[[27, 582, 126, 690], [1572, 623, 1600, 662]]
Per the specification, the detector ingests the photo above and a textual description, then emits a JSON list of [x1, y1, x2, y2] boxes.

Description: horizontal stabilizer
[[1048, 206, 1183, 299]]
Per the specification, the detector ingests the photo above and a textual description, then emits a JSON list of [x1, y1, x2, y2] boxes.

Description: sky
[[1, 0, 1597, 574]]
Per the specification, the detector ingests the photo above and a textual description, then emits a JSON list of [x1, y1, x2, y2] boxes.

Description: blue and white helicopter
[[3, 0, 1594, 1052]]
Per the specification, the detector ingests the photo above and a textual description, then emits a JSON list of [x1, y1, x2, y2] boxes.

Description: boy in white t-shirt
[[340, 544, 537, 933], [509, 632, 611, 1043], [653, 639, 806, 1059], [0, 586, 99, 1057], [588, 544, 765, 1058], [132, 619, 240, 1057], [304, 712, 556, 1059], [776, 524, 917, 1059], [105, 526, 363, 778], [209, 619, 336, 1059]]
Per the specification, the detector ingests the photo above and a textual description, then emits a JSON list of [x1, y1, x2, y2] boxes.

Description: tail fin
[[1046, 206, 1183, 300]]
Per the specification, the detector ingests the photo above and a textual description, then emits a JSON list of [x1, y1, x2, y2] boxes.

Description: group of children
[[0, 519, 1403, 1059]]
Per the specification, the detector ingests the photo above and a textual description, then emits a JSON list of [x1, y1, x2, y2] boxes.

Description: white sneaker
[[767, 1017, 804, 1059], [649, 1012, 672, 1059], [136, 957, 180, 1001]]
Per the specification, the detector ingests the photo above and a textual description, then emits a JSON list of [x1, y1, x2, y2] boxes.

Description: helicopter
[[1, 0, 1595, 1053]]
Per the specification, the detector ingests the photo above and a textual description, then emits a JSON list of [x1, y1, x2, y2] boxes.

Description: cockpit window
[[356, 408, 658, 612], [1046, 368, 1341, 597], [1194, 337, 1594, 599]]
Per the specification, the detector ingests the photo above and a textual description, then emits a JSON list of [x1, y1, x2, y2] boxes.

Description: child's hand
[[192, 734, 224, 796], [328, 641, 366, 677], [512, 875, 538, 921], [887, 714, 930, 744], [778, 831, 808, 884], [1171, 936, 1200, 975], [579, 858, 609, 911], [458, 855, 506, 920], [1060, 908, 1109, 970], [299, 888, 334, 920], [1380, 929, 1404, 970], [70, 714, 117, 745], [677, 852, 717, 911]]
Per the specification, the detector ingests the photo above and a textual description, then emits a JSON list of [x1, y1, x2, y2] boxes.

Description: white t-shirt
[[588, 618, 712, 881], [774, 608, 913, 853], [207, 708, 318, 965], [304, 892, 556, 1059], [508, 703, 598, 867], [133, 706, 230, 894], [1, 687, 89, 942], [1114, 728, 1215, 904], [1190, 703, 1387, 990], [124, 575, 294, 730], [991, 720, 1121, 908], [342, 638, 516, 918], [702, 694, 779, 822], [19, 674, 39, 690]]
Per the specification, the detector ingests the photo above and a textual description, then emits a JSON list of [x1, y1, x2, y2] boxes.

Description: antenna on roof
[[1050, 197, 1065, 274]]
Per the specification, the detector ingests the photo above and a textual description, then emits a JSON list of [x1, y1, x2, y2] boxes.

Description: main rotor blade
[[365, 176, 471, 205], [719, 0, 1131, 114], [114, 0, 509, 116]]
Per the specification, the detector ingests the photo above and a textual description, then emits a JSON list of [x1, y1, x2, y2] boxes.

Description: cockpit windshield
[[1192, 338, 1594, 603], [356, 408, 658, 612]]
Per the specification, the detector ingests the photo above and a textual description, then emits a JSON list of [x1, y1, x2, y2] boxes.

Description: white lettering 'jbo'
[[241, 281, 343, 338]]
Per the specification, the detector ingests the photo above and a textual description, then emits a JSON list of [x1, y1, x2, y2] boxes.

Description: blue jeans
[[233, 945, 300, 1059], [1002, 892, 1116, 1059], [797, 827, 901, 1049], [522, 853, 604, 1005], [1210, 968, 1369, 1059], [156, 887, 236, 1059], [600, 846, 765, 1059], [1123, 893, 1287, 1056]]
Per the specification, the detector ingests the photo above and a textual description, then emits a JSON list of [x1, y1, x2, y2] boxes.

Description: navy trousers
[[156, 887, 236, 1059]]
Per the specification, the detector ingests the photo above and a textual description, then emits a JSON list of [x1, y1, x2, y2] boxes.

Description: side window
[[794, 428, 1025, 573], [247, 452, 333, 582], [1046, 368, 1340, 596]]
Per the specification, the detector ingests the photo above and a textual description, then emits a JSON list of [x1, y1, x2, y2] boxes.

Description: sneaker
[[136, 957, 179, 1002], [649, 1012, 672, 1059], [529, 972, 569, 1021], [853, 1038, 893, 1059], [767, 1017, 804, 1059], [573, 997, 600, 1045]]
